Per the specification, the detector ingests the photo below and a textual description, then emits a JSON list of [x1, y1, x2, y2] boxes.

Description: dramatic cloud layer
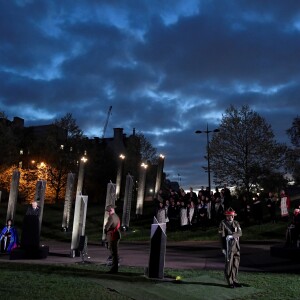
[[1, 0, 299, 190]]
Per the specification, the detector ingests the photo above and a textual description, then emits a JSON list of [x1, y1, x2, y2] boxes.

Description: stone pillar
[[115, 154, 125, 201], [147, 217, 167, 279], [102, 182, 117, 241], [71, 195, 88, 257], [62, 173, 76, 231], [76, 157, 87, 195], [34, 180, 47, 235], [136, 163, 148, 216], [122, 174, 134, 230], [154, 154, 165, 197], [6, 170, 20, 222]]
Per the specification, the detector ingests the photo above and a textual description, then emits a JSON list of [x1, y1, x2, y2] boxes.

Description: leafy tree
[[209, 105, 286, 197], [286, 116, 300, 185]]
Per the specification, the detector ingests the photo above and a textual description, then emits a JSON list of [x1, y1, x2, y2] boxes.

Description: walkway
[[1, 240, 299, 274]]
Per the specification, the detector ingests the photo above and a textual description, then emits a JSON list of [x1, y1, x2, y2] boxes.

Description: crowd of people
[[153, 186, 300, 233], [154, 186, 232, 231]]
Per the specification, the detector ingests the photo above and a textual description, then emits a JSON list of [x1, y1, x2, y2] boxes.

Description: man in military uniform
[[104, 204, 121, 273], [218, 207, 242, 288]]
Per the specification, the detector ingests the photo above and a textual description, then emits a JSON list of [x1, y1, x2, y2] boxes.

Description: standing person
[[214, 197, 224, 225], [266, 192, 277, 223], [197, 198, 207, 230], [104, 205, 121, 274], [156, 202, 167, 223], [240, 195, 251, 225], [179, 201, 188, 230], [252, 194, 263, 225], [167, 199, 178, 231], [187, 201, 196, 226], [286, 208, 300, 247], [280, 190, 291, 221], [186, 187, 197, 203], [218, 208, 242, 288], [21, 201, 40, 252]]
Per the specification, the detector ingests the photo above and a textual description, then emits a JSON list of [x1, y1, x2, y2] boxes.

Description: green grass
[[0, 262, 299, 300], [0, 201, 299, 300], [0, 201, 288, 243]]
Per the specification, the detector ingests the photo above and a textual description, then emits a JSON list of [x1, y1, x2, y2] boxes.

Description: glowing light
[[81, 156, 88, 163], [141, 163, 148, 169]]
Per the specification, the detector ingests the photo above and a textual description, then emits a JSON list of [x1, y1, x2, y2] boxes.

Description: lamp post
[[195, 124, 220, 194], [76, 154, 88, 195], [116, 153, 125, 201], [136, 162, 148, 216], [154, 154, 165, 198]]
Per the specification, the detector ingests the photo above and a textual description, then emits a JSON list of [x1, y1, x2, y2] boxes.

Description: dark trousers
[[108, 239, 119, 271]]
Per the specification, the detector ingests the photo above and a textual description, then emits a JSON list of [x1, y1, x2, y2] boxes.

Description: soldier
[[104, 204, 121, 273], [218, 207, 242, 288]]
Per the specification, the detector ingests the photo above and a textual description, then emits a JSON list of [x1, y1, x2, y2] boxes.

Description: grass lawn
[[0, 201, 298, 299], [0, 262, 299, 300]]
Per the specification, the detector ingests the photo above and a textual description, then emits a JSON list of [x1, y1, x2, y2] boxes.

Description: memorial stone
[[122, 174, 134, 230], [6, 170, 20, 222], [147, 217, 167, 279]]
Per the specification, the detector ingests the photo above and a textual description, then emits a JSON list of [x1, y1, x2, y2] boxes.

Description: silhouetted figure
[[21, 201, 40, 254]]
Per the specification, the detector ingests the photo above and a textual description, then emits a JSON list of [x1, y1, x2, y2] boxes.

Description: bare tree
[[286, 116, 300, 185], [209, 105, 286, 196]]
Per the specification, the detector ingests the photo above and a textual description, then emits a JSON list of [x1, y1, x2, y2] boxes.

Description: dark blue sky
[[1, 0, 299, 190]]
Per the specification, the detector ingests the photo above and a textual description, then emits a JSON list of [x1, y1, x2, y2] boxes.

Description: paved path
[[1, 240, 299, 273]]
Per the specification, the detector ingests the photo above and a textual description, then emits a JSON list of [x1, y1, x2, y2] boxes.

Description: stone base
[[9, 246, 49, 260], [270, 244, 300, 261]]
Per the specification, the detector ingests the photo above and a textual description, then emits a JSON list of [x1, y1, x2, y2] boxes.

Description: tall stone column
[[35, 180, 47, 235], [71, 195, 88, 257], [136, 163, 148, 216], [122, 174, 134, 230], [154, 154, 165, 198], [71, 155, 88, 257], [115, 154, 125, 201], [62, 173, 76, 231], [76, 156, 87, 195], [6, 170, 20, 222], [102, 182, 117, 241]]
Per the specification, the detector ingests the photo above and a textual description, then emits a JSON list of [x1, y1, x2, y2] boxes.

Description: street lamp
[[195, 124, 220, 194], [76, 155, 88, 195], [116, 153, 126, 201], [178, 173, 181, 186], [154, 154, 165, 197], [136, 162, 148, 216]]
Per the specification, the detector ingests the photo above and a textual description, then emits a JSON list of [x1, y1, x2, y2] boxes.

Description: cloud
[[0, 0, 299, 189]]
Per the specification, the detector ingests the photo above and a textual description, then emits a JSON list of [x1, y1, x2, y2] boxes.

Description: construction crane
[[101, 106, 112, 139]]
